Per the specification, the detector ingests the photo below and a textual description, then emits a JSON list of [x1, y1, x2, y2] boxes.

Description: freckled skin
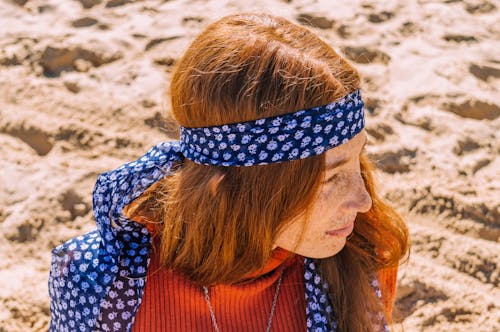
[[274, 130, 372, 258]]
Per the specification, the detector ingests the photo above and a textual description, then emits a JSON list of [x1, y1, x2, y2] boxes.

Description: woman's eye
[[324, 173, 339, 184]]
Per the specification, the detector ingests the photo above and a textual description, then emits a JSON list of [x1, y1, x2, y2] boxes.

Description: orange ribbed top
[[132, 246, 307, 331]]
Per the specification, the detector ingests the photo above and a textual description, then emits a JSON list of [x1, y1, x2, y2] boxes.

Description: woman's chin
[[289, 238, 347, 259]]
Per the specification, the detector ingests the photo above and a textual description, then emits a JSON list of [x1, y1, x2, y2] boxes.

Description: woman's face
[[274, 131, 372, 258]]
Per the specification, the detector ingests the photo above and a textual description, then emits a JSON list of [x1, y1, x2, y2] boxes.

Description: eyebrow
[[325, 135, 367, 171]]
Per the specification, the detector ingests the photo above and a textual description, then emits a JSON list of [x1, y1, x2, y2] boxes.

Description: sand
[[0, 0, 498, 331]]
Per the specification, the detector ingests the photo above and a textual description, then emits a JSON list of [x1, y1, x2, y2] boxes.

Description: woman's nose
[[346, 174, 372, 213], [356, 184, 372, 213]]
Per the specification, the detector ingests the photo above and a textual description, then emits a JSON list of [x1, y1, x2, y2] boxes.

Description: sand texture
[[1, 0, 499, 331]]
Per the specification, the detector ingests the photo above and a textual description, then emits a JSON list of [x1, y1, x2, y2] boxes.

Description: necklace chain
[[202, 268, 284, 332]]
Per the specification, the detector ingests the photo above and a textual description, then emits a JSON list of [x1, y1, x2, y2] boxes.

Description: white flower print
[[256, 134, 268, 143], [272, 153, 283, 161], [284, 119, 297, 130], [248, 144, 257, 154], [300, 120, 311, 128], [237, 124, 246, 132], [300, 136, 311, 147], [329, 136, 339, 145], [241, 135, 252, 144], [266, 140, 278, 150], [268, 127, 280, 134], [281, 142, 293, 151], [314, 146, 325, 154], [294, 130, 304, 140]]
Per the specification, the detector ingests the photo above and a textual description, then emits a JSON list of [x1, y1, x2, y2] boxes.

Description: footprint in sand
[[3, 213, 45, 242], [442, 34, 478, 43], [469, 63, 500, 81], [369, 147, 417, 174], [464, 0, 497, 14], [395, 280, 449, 323], [443, 99, 500, 120], [10, 0, 28, 5], [398, 21, 420, 37], [342, 46, 391, 65], [365, 121, 394, 142], [296, 13, 335, 29], [76, 0, 102, 9], [144, 36, 181, 51], [105, 0, 132, 8], [153, 56, 176, 71], [39, 44, 122, 76], [182, 16, 204, 27], [60, 189, 89, 220], [71, 17, 98, 28], [453, 136, 481, 155], [367, 11, 394, 24], [1, 123, 54, 156]]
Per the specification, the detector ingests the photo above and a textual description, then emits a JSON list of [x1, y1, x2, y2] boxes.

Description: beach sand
[[0, 0, 498, 331]]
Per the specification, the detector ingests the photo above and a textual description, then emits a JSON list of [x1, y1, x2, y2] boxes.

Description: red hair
[[126, 13, 409, 331]]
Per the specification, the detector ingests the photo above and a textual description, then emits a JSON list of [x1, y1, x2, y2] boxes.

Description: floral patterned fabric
[[48, 90, 388, 331], [180, 89, 364, 166]]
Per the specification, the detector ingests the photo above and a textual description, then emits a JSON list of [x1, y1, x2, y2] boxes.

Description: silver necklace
[[202, 268, 284, 332]]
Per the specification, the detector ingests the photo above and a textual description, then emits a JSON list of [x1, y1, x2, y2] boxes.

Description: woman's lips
[[326, 222, 354, 237]]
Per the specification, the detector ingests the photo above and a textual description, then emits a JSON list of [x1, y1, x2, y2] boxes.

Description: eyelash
[[324, 173, 339, 184]]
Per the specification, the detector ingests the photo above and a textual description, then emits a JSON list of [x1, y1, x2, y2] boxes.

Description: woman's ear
[[208, 172, 226, 196]]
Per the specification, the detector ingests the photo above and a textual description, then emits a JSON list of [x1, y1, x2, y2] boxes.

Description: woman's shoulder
[[48, 230, 116, 296], [48, 228, 149, 331]]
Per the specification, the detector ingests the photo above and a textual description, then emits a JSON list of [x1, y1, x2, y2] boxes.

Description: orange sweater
[[133, 247, 307, 331]]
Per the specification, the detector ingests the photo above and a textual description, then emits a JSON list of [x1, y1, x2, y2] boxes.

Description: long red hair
[[126, 13, 409, 332]]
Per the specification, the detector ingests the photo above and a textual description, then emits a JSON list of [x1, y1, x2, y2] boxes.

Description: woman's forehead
[[325, 131, 367, 169]]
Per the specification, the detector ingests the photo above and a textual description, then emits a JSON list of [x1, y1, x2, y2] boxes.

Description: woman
[[49, 13, 409, 332]]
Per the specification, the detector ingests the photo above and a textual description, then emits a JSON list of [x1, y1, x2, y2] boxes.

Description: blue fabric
[[48, 91, 388, 331], [180, 89, 364, 166]]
